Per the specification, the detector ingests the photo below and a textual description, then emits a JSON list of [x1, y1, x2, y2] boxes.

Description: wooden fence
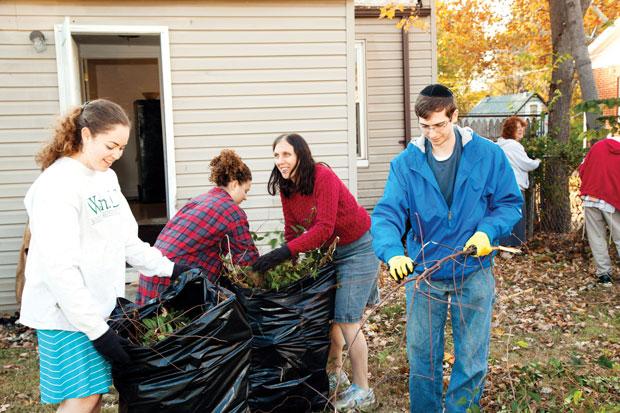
[[458, 114, 545, 139]]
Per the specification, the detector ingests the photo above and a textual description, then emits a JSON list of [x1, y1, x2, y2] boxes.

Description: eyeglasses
[[419, 120, 451, 132]]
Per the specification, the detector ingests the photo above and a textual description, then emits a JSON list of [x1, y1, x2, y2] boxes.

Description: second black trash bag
[[228, 263, 336, 413], [109, 270, 253, 413]]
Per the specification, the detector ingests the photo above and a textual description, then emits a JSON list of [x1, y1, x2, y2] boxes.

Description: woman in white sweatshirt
[[19, 99, 183, 412], [496, 116, 541, 246]]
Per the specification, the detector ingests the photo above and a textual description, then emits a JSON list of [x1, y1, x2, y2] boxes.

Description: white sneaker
[[334, 384, 376, 411]]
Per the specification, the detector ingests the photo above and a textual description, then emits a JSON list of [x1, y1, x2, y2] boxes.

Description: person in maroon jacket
[[253, 133, 379, 410], [579, 134, 620, 284]]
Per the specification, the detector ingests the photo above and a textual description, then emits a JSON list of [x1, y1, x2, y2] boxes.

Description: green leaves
[[516, 340, 529, 349], [223, 236, 338, 291], [466, 405, 481, 413], [563, 389, 584, 406], [521, 131, 586, 173], [139, 308, 191, 347], [573, 97, 620, 115], [263, 248, 323, 291], [573, 97, 620, 136], [250, 230, 285, 248], [596, 355, 614, 369], [222, 245, 323, 291]]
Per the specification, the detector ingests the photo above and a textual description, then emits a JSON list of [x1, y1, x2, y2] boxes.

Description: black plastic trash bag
[[225, 263, 336, 413], [109, 270, 253, 413]]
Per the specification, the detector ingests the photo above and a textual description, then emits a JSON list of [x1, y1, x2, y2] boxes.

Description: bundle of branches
[[223, 237, 339, 291], [122, 306, 194, 347]]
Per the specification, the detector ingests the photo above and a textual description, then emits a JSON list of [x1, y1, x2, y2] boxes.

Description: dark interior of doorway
[[83, 52, 167, 245]]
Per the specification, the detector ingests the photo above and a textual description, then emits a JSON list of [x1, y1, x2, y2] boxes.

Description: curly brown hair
[[501, 116, 527, 140], [209, 149, 252, 187], [36, 99, 130, 170]]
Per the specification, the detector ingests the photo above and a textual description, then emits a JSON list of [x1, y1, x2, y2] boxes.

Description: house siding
[[0, 0, 355, 312], [355, 14, 433, 210]]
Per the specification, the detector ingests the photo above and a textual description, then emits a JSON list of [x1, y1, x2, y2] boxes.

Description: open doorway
[[58, 30, 173, 245], [79, 35, 166, 244]]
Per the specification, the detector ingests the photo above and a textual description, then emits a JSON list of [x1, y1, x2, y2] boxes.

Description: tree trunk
[[565, 0, 599, 128], [542, 0, 574, 232], [548, 0, 574, 145], [539, 156, 571, 232], [542, 0, 593, 233]]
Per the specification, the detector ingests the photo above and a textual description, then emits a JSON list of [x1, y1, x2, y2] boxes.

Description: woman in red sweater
[[252, 133, 379, 411]]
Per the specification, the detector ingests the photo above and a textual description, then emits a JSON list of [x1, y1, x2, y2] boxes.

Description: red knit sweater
[[579, 137, 620, 210], [281, 164, 371, 255]]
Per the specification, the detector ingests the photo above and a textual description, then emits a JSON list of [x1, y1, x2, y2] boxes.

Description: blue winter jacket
[[371, 126, 522, 280]]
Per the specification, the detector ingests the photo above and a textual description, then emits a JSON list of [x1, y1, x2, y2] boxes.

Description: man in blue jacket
[[371, 84, 522, 412]]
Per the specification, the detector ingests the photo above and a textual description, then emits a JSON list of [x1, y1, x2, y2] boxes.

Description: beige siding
[[0, 13, 51, 310], [0, 0, 353, 312], [409, 20, 434, 140], [355, 14, 434, 210]]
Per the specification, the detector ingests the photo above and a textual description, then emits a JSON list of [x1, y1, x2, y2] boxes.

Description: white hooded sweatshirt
[[496, 137, 540, 190], [19, 157, 173, 340]]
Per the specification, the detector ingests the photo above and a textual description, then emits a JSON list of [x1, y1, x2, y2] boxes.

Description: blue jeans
[[405, 267, 495, 412]]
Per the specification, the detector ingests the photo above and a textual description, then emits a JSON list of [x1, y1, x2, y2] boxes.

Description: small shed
[[459, 92, 547, 139]]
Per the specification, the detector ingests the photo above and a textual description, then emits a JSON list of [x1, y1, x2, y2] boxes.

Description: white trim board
[[355, 39, 368, 163], [53, 19, 178, 218], [345, 0, 358, 197]]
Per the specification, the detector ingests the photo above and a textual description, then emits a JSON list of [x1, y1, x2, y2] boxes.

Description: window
[[355, 40, 368, 167], [529, 103, 539, 115]]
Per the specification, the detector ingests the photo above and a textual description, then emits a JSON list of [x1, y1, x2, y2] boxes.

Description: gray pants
[[584, 206, 620, 276]]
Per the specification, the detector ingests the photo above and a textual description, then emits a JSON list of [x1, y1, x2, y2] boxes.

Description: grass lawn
[[1, 233, 619, 412], [0, 347, 117, 412]]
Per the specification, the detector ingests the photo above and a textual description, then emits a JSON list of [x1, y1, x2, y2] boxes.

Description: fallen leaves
[[486, 232, 620, 409], [0, 318, 35, 350], [0, 233, 617, 411], [366, 232, 619, 410]]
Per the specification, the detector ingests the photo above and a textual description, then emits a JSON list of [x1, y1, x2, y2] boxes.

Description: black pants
[[500, 190, 526, 247]]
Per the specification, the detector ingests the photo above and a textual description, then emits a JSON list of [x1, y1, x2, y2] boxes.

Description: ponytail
[[36, 99, 130, 170]]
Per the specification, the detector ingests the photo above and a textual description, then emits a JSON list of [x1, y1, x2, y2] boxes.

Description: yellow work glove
[[387, 256, 415, 283], [463, 231, 492, 257]]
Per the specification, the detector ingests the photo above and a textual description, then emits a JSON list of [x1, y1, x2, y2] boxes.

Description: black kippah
[[420, 84, 453, 97]]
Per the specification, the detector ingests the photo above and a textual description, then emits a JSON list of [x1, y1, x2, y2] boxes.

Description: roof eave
[[355, 5, 431, 18]]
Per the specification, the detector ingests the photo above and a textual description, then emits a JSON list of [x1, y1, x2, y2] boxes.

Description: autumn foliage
[[434, 0, 619, 112]]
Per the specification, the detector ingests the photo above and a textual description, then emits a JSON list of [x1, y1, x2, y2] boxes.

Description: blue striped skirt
[[36, 330, 112, 404]]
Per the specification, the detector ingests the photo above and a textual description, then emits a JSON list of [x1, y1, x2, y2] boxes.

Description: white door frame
[[54, 18, 178, 218]]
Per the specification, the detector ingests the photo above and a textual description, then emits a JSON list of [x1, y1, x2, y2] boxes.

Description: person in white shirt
[[19, 99, 185, 412], [496, 116, 541, 246]]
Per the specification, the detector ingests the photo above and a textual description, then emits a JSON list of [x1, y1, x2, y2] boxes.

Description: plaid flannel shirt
[[136, 187, 258, 305]]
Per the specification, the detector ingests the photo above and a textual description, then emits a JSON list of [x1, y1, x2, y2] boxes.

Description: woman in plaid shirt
[[136, 149, 258, 305]]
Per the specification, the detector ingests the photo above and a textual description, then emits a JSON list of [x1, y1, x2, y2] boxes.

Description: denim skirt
[[332, 231, 380, 323], [37, 330, 112, 404]]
